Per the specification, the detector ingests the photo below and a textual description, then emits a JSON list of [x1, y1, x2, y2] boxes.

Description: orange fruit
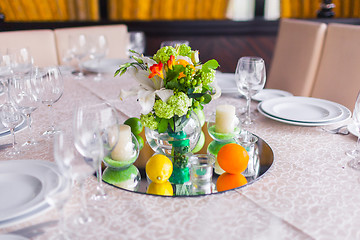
[[216, 172, 248, 192], [217, 143, 249, 174]]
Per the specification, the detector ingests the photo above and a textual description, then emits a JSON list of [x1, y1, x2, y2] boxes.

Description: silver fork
[[321, 125, 349, 135]]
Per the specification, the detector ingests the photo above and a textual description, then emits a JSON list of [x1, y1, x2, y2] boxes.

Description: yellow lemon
[[146, 181, 173, 196], [146, 154, 173, 183]]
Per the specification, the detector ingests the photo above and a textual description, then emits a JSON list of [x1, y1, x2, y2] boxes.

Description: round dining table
[[0, 68, 359, 240]]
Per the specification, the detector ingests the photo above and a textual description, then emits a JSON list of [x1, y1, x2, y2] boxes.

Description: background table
[[0, 70, 359, 240]]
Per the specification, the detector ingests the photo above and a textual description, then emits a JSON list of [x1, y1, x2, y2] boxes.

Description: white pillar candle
[[111, 124, 134, 161], [215, 105, 235, 133]]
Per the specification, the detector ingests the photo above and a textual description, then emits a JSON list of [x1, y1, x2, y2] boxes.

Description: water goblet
[[128, 31, 146, 57], [73, 102, 119, 201], [235, 56, 266, 125], [31, 66, 64, 136], [53, 130, 104, 233], [7, 47, 33, 76], [8, 74, 40, 147], [0, 53, 12, 102], [69, 34, 88, 79], [0, 102, 22, 156], [347, 92, 360, 169], [88, 34, 108, 81], [160, 40, 189, 48]]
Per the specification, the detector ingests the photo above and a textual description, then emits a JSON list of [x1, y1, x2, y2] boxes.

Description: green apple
[[192, 131, 205, 153]]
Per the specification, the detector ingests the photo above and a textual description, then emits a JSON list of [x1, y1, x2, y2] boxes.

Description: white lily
[[119, 59, 173, 114]]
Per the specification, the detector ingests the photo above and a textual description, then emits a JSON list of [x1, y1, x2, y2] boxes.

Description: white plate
[[0, 160, 61, 224], [252, 89, 293, 102], [82, 58, 132, 73], [215, 73, 238, 94], [348, 123, 360, 137], [0, 234, 28, 240], [258, 102, 351, 126], [260, 96, 344, 123]]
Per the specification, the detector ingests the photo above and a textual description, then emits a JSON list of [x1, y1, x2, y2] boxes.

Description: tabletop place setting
[[0, 34, 360, 239]]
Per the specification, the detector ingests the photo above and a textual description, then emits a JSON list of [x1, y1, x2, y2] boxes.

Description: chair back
[[0, 29, 58, 66], [54, 24, 129, 64], [311, 23, 360, 110], [266, 19, 327, 96]]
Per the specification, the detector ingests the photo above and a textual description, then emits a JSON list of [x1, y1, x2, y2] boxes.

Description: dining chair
[[0, 29, 58, 66], [266, 18, 327, 96], [311, 23, 360, 110], [54, 24, 129, 65]]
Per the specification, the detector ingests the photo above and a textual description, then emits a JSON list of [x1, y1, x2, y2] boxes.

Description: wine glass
[[235, 56, 266, 125], [73, 102, 119, 201], [0, 53, 12, 103], [160, 40, 189, 48], [7, 47, 33, 76], [88, 34, 108, 81], [347, 92, 360, 167], [53, 130, 104, 233], [0, 102, 23, 156], [69, 34, 88, 79], [8, 73, 40, 147], [31, 66, 64, 136], [128, 31, 146, 57]]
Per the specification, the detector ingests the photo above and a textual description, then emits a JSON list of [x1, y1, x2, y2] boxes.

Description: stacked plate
[[0, 160, 62, 227], [258, 96, 351, 126]]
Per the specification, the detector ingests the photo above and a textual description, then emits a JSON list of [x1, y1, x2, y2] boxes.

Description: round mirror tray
[[102, 132, 274, 197]]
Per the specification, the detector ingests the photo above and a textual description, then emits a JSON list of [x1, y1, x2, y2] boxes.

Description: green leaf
[[202, 59, 219, 73], [158, 118, 169, 133], [169, 118, 175, 131], [202, 94, 212, 104]]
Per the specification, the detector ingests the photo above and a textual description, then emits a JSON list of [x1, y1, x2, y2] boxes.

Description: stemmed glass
[[0, 53, 13, 102], [31, 66, 64, 136], [69, 34, 88, 79], [53, 130, 104, 236], [88, 34, 108, 81], [73, 102, 119, 201], [8, 73, 40, 147], [128, 31, 146, 57], [235, 56, 266, 125], [7, 47, 33, 76], [347, 92, 360, 169], [0, 102, 23, 156]]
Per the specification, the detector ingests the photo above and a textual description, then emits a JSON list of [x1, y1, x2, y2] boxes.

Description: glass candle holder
[[236, 130, 259, 178], [189, 154, 215, 183]]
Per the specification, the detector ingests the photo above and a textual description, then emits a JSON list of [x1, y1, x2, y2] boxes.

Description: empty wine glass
[[235, 56, 266, 125], [69, 34, 88, 79], [160, 40, 189, 48], [8, 73, 40, 147], [53, 130, 104, 233], [347, 92, 360, 167], [7, 47, 33, 76], [88, 34, 108, 81], [0, 102, 22, 156], [73, 102, 119, 201], [0, 53, 12, 102], [32, 66, 64, 136], [128, 31, 146, 57]]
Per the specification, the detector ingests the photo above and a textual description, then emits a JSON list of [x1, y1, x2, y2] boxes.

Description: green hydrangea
[[153, 92, 192, 119], [167, 92, 192, 117], [153, 99, 175, 119], [140, 113, 158, 130], [196, 68, 215, 85], [178, 44, 192, 58], [153, 46, 178, 63]]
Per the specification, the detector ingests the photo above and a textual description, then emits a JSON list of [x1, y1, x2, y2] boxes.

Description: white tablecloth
[[0, 71, 359, 240]]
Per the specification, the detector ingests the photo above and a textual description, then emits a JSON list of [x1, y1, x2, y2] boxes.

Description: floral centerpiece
[[115, 44, 220, 184]]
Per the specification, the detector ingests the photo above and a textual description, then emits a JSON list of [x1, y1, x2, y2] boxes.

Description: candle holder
[[102, 132, 141, 190], [206, 112, 241, 174], [236, 130, 260, 179]]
